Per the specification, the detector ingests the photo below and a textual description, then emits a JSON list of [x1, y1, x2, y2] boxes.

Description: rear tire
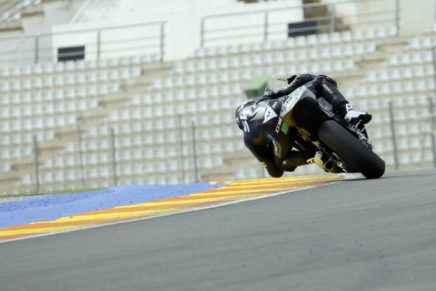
[[318, 120, 385, 179]]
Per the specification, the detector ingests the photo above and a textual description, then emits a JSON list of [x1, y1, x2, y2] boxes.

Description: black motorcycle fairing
[[279, 86, 333, 139]]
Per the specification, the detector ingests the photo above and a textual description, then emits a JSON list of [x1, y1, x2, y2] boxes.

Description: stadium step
[[340, 35, 412, 90], [20, 3, 44, 18], [0, 20, 22, 33], [302, 0, 349, 33]]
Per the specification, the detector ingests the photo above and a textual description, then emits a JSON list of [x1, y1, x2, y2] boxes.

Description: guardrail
[[0, 20, 167, 65], [200, 0, 400, 47]]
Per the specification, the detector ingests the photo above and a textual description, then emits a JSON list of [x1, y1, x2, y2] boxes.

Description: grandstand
[[1, 0, 436, 195]]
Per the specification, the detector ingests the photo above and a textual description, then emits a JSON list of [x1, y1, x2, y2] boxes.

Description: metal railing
[[22, 117, 202, 195], [0, 20, 167, 65], [19, 111, 436, 195], [200, 0, 400, 47], [388, 99, 436, 171]]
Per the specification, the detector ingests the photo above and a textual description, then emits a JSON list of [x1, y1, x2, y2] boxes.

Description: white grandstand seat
[[9, 66, 21, 77], [306, 34, 319, 46], [0, 162, 11, 172], [194, 60, 206, 71], [250, 55, 263, 66], [50, 171, 63, 183], [351, 30, 366, 41], [152, 79, 164, 90], [172, 63, 185, 74], [10, 80, 20, 91], [204, 58, 218, 70], [32, 77, 44, 88], [238, 55, 249, 67], [41, 76, 54, 87], [20, 174, 33, 186]]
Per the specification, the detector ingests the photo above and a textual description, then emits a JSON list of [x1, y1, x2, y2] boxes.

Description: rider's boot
[[338, 103, 372, 125], [320, 79, 372, 125]]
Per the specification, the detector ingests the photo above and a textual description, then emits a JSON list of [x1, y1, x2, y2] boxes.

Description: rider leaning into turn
[[235, 74, 372, 178]]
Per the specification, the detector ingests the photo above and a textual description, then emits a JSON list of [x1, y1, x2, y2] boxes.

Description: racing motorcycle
[[277, 85, 385, 179]]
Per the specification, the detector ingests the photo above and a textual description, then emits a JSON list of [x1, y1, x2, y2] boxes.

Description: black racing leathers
[[257, 74, 348, 110], [242, 74, 349, 177]]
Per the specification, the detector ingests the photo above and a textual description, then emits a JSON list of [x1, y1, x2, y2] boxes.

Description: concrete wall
[[398, 0, 436, 36], [0, 0, 88, 64], [22, 0, 86, 35], [320, 0, 436, 34], [52, 0, 303, 61], [3, 0, 436, 64]]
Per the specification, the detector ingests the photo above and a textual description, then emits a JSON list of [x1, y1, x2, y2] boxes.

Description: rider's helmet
[[235, 100, 255, 130]]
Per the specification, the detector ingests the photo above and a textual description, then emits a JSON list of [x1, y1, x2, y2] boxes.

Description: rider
[[235, 74, 371, 178]]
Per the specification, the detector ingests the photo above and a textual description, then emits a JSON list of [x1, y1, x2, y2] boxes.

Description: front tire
[[318, 120, 385, 179]]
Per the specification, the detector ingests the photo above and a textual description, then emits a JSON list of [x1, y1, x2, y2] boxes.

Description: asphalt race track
[[1, 169, 436, 291]]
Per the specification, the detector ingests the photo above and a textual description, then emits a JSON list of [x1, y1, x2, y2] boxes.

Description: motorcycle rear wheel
[[318, 120, 385, 179]]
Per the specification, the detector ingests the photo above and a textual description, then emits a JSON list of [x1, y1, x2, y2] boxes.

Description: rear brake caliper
[[348, 120, 373, 150]]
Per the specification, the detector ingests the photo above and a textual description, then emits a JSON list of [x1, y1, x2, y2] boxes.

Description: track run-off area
[[1, 169, 436, 291], [0, 175, 339, 241]]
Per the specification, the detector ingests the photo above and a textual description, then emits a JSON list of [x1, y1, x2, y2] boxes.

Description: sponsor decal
[[239, 115, 250, 133], [283, 86, 305, 113], [242, 120, 250, 133], [275, 117, 283, 133], [263, 106, 278, 124], [272, 101, 279, 110]]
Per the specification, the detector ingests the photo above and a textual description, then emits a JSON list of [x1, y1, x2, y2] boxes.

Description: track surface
[[1, 169, 436, 291]]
